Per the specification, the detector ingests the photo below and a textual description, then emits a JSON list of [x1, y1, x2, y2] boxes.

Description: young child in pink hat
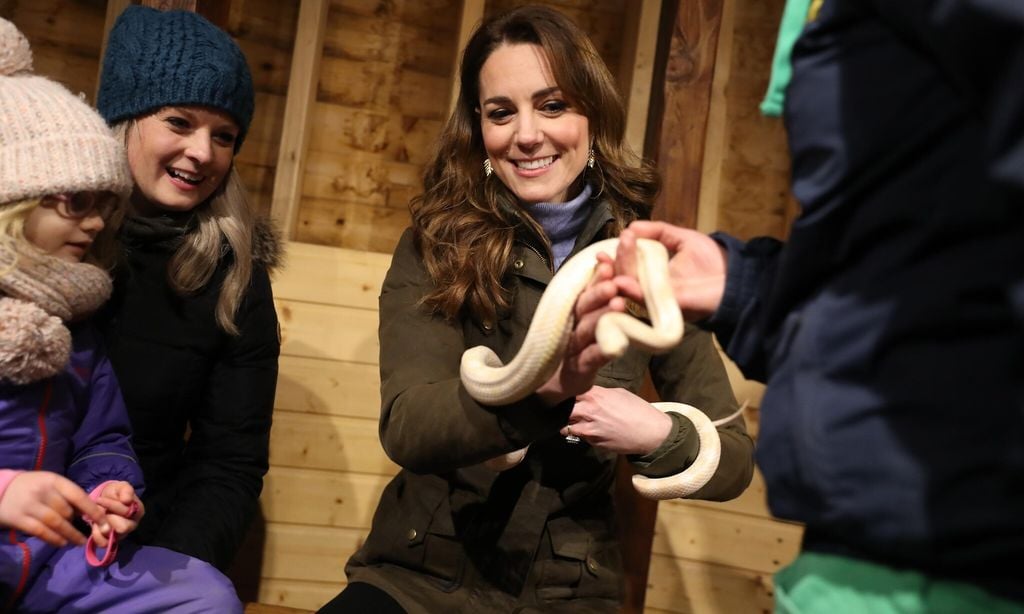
[[0, 18, 241, 612]]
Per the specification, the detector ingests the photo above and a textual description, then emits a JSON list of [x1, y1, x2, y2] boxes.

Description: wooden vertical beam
[[226, 0, 246, 33], [269, 0, 329, 239], [448, 0, 485, 115], [696, 0, 735, 233], [647, 0, 725, 228], [142, 0, 196, 10], [194, 0, 232, 29], [614, 387, 661, 614], [620, 0, 662, 157], [138, 0, 232, 27], [96, 0, 133, 97], [613, 7, 665, 612]]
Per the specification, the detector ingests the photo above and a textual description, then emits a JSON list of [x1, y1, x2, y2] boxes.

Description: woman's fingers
[[566, 279, 620, 354], [575, 277, 618, 317]]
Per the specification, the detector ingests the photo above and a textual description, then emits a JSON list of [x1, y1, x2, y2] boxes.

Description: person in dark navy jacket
[[615, 1, 1024, 612]]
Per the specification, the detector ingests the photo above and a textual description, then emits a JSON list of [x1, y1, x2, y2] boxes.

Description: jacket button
[[513, 258, 525, 270], [407, 529, 418, 541], [482, 320, 493, 331], [585, 556, 599, 575]]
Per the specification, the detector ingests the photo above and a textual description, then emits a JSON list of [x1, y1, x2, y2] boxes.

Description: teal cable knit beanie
[[97, 6, 254, 150]]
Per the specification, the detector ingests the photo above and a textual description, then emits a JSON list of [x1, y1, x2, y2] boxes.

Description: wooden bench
[[244, 604, 312, 614]]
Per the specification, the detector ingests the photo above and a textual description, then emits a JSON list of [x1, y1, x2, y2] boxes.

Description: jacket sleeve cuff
[[705, 232, 782, 348], [628, 412, 700, 478], [707, 233, 756, 330]]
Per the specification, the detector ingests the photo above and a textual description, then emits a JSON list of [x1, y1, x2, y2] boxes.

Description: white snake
[[460, 238, 740, 500]]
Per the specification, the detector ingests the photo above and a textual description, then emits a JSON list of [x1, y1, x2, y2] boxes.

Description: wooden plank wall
[[247, 242, 394, 609], [696, 0, 798, 238], [293, 0, 462, 252], [228, 1, 299, 219], [3, 0, 108, 105]]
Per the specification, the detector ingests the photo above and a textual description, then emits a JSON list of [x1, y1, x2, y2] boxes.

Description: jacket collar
[[512, 198, 615, 284]]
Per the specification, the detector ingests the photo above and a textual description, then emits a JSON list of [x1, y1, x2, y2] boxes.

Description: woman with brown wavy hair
[[319, 6, 754, 613]]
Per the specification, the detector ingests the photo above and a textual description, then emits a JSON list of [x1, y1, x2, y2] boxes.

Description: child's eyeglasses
[[41, 192, 118, 221]]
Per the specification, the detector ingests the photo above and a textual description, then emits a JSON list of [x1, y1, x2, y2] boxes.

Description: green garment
[[760, 0, 813, 117], [775, 552, 1023, 614]]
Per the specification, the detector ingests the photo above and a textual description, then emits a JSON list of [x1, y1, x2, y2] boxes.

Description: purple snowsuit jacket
[[0, 323, 144, 606]]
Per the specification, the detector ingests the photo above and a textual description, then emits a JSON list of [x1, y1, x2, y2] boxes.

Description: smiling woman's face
[[125, 106, 239, 215], [478, 43, 590, 205]]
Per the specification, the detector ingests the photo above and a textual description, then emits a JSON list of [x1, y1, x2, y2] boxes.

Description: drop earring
[[587, 149, 595, 169], [483, 158, 493, 177]]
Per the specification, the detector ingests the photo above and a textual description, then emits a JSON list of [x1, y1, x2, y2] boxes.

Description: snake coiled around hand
[[460, 238, 737, 500]]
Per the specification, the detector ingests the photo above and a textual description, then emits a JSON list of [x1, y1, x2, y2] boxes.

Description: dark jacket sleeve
[[148, 267, 279, 569], [378, 230, 571, 475], [67, 326, 145, 495], [638, 324, 755, 501], [702, 233, 785, 382], [870, 0, 1024, 195]]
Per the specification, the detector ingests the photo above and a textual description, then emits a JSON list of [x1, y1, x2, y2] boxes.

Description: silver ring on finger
[[564, 425, 581, 444]]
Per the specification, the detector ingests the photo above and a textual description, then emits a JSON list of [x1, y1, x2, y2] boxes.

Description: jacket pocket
[[359, 474, 464, 590], [534, 516, 623, 602]]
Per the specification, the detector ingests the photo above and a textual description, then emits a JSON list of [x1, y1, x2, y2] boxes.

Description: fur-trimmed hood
[[253, 215, 284, 272]]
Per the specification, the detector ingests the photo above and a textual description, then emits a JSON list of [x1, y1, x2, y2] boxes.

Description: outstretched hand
[[611, 222, 728, 321], [535, 260, 627, 406], [0, 471, 110, 547]]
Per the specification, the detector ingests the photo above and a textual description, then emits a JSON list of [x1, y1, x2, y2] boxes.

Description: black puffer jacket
[[99, 213, 282, 570]]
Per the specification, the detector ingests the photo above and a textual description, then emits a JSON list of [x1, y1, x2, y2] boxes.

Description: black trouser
[[317, 582, 407, 614]]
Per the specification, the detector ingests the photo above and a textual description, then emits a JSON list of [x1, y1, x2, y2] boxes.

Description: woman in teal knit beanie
[[95, 5, 282, 573]]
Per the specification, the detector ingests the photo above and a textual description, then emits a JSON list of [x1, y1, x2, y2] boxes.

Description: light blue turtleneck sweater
[[525, 184, 593, 270]]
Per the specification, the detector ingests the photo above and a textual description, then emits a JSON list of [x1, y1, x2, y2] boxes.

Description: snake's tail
[[711, 400, 749, 427], [484, 447, 528, 471]]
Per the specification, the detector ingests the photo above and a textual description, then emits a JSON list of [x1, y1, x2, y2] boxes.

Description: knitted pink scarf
[[0, 241, 111, 384]]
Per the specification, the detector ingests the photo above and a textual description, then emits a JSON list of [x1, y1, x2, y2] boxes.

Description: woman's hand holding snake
[[562, 386, 673, 455], [534, 261, 625, 407]]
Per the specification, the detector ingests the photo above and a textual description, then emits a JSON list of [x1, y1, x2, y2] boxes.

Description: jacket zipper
[[522, 242, 553, 274], [5, 382, 53, 611]]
